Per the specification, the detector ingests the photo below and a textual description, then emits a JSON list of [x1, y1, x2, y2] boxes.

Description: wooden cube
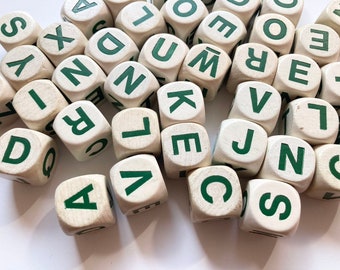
[[115, 1, 167, 49], [37, 22, 88, 66], [53, 100, 112, 161], [111, 107, 161, 160], [178, 43, 231, 101], [85, 27, 139, 75], [52, 55, 106, 105], [260, 0, 304, 26], [0, 74, 17, 130], [272, 54, 321, 100], [104, 61, 159, 110], [160, 0, 209, 45], [109, 154, 168, 215], [249, 13, 295, 56], [0, 45, 54, 90], [213, 119, 268, 177], [239, 179, 301, 238], [293, 23, 340, 66], [103, 0, 140, 19], [212, 0, 261, 26], [228, 81, 281, 135], [318, 62, 340, 106], [193, 10, 247, 54], [187, 165, 242, 223], [12, 79, 69, 135], [157, 81, 205, 129], [257, 135, 316, 193], [161, 122, 211, 179], [138, 33, 189, 85], [226, 43, 278, 94], [61, 0, 114, 38], [281, 98, 339, 145], [305, 144, 340, 200], [55, 174, 116, 235], [316, 0, 340, 36], [0, 128, 58, 186], [0, 11, 42, 51]]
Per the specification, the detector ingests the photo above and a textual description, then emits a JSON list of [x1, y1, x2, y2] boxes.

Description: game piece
[[316, 0, 340, 36], [318, 62, 340, 106], [110, 154, 168, 215], [0, 73, 17, 130]]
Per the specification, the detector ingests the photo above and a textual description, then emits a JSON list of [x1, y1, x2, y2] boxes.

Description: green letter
[[278, 143, 305, 175], [113, 65, 146, 95], [97, 32, 125, 55], [201, 175, 233, 204], [249, 87, 272, 113], [208, 15, 237, 38], [62, 107, 95, 135], [2, 136, 31, 164], [121, 117, 151, 138], [28, 89, 47, 110], [6, 54, 35, 77], [310, 28, 329, 51], [85, 138, 108, 156], [120, 171, 153, 196], [329, 155, 340, 179], [188, 46, 220, 78], [167, 90, 196, 113], [289, 59, 310, 85], [307, 103, 327, 130], [152, 37, 179, 62], [61, 58, 92, 86], [273, 0, 297, 8], [133, 5, 154, 26], [172, 133, 202, 155], [226, 0, 249, 5], [42, 147, 56, 177], [64, 184, 98, 210], [232, 129, 254, 155], [263, 18, 287, 40], [72, 0, 97, 13], [173, 0, 197, 17], [259, 192, 292, 221], [1, 16, 27, 37], [44, 25, 75, 51], [245, 47, 268, 72]]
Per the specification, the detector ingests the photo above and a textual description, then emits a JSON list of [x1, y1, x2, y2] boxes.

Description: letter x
[[44, 25, 75, 51]]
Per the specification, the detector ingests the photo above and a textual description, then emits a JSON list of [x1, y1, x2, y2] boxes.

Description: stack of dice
[[0, 0, 340, 238]]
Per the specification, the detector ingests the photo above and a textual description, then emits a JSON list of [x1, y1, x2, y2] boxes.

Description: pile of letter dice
[[0, 0, 340, 238]]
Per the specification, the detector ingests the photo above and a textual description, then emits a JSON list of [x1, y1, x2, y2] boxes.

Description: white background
[[1, 1, 340, 269]]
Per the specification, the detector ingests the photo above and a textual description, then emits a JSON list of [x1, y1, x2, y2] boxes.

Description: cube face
[[161, 0, 209, 45], [110, 154, 168, 215], [316, 0, 340, 36], [1, 45, 54, 91], [178, 43, 231, 101], [260, 0, 304, 26], [61, 0, 114, 38], [193, 10, 247, 54], [138, 33, 189, 85], [111, 107, 161, 160], [228, 81, 281, 135], [281, 98, 339, 145], [226, 43, 278, 94], [85, 27, 139, 75], [53, 100, 112, 161], [161, 122, 211, 179], [273, 54, 321, 99], [37, 22, 88, 67], [52, 55, 107, 105], [115, 1, 167, 49], [0, 11, 42, 51], [0, 74, 17, 130], [157, 81, 205, 129], [13, 79, 69, 135], [294, 23, 340, 66], [257, 135, 315, 193], [212, 0, 261, 26], [306, 144, 340, 200], [0, 128, 58, 186], [213, 119, 268, 177], [55, 174, 116, 235], [319, 62, 340, 106], [249, 13, 295, 56], [239, 179, 301, 238], [187, 165, 242, 223]]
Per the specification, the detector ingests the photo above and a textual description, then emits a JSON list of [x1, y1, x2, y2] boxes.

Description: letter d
[[2, 136, 31, 164]]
